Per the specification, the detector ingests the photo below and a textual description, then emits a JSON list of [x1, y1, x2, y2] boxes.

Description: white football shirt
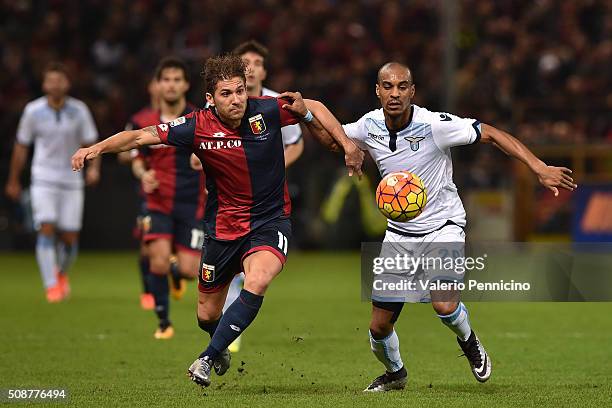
[[16, 96, 98, 188], [343, 105, 481, 234]]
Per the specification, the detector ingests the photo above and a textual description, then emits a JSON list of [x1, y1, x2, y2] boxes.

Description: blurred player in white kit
[[5, 62, 100, 303]]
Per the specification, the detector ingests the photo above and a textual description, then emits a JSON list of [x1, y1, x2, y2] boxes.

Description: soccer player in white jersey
[[5, 62, 100, 303], [324, 62, 576, 391]]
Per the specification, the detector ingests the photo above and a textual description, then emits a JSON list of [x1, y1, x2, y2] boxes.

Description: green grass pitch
[[0, 251, 610, 407]]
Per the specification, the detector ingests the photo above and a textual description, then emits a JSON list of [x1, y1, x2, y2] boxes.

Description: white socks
[[369, 329, 404, 373], [438, 302, 472, 341], [57, 241, 78, 273], [223, 273, 244, 313], [36, 235, 57, 288]]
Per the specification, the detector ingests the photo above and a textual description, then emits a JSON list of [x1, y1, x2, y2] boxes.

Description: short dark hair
[[155, 57, 190, 82], [202, 54, 247, 94], [232, 40, 269, 61], [43, 61, 69, 78]]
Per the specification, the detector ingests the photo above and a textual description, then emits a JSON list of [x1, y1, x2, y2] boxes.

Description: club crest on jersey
[[404, 136, 425, 151], [248, 114, 266, 135], [201, 263, 215, 283]]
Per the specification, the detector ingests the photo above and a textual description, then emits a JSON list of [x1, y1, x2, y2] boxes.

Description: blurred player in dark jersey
[[120, 77, 160, 311], [132, 57, 206, 339], [72, 54, 363, 387]]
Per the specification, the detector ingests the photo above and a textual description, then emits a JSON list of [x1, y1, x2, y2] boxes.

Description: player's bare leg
[[432, 290, 491, 382], [148, 238, 174, 339], [189, 250, 283, 388], [56, 230, 79, 298], [169, 250, 199, 300], [37, 223, 63, 302], [364, 303, 408, 392]]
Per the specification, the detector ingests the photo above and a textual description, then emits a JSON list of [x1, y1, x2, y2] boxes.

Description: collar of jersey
[[385, 104, 414, 134]]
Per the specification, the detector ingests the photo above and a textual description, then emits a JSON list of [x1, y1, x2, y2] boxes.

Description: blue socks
[[200, 289, 263, 360], [139, 256, 151, 294], [198, 315, 222, 338], [149, 273, 170, 328]]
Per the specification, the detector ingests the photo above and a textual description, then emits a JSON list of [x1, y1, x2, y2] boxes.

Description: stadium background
[[1, 0, 610, 250], [1, 2, 611, 406]]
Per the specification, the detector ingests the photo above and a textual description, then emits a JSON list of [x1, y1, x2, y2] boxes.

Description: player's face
[[376, 69, 415, 117], [42, 71, 70, 100], [242, 51, 266, 91], [148, 78, 161, 109], [207, 77, 248, 123], [158, 68, 189, 104]]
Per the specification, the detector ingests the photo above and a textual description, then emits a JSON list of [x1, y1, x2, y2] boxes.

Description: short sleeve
[[16, 108, 35, 145], [276, 98, 301, 127], [78, 104, 99, 145], [281, 123, 302, 146], [156, 111, 196, 148], [432, 112, 481, 150], [342, 116, 368, 150]]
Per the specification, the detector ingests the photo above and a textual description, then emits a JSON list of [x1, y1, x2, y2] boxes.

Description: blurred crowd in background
[[1, 0, 610, 248]]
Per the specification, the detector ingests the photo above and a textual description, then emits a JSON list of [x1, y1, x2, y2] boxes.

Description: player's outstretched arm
[[71, 126, 161, 171], [279, 92, 364, 177], [481, 123, 577, 196]]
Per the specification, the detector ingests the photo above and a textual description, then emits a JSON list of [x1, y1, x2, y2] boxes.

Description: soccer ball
[[376, 171, 427, 222]]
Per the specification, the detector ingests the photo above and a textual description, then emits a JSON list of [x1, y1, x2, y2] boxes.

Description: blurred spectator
[[0, 0, 610, 247]]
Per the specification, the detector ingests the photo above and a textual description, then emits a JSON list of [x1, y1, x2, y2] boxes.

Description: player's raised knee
[[432, 301, 459, 316], [369, 320, 394, 339]]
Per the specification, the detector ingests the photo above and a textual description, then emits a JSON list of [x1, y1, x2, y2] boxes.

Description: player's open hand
[[141, 169, 159, 193], [278, 91, 308, 118], [344, 141, 365, 178], [536, 165, 577, 196], [72, 147, 100, 171]]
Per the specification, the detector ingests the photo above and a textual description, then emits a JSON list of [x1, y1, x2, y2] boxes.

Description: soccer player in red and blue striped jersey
[[71, 54, 364, 388], [130, 58, 206, 339]]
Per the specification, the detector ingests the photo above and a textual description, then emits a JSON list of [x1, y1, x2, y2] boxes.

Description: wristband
[[302, 110, 314, 123]]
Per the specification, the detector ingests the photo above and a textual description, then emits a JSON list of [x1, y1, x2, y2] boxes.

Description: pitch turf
[[0, 251, 610, 407]]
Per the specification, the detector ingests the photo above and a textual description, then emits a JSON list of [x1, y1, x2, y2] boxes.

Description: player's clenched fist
[[141, 169, 159, 193], [71, 147, 100, 171]]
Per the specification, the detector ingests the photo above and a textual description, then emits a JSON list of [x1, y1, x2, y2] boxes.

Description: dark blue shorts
[[142, 210, 204, 255], [198, 217, 291, 293]]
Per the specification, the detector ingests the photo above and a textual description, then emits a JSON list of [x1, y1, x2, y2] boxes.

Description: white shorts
[[30, 182, 84, 231], [372, 224, 466, 303]]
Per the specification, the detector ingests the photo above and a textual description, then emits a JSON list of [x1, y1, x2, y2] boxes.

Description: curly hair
[[202, 54, 247, 94]]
